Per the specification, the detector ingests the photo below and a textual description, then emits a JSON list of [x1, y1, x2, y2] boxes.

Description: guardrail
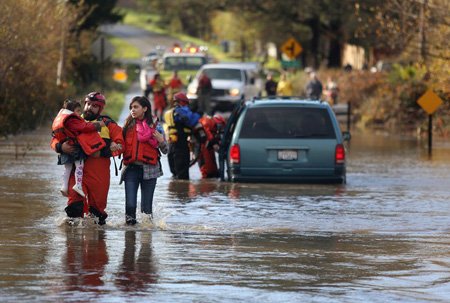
[[332, 102, 351, 132]]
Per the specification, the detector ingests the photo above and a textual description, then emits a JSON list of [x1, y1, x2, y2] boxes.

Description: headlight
[[188, 86, 197, 95], [229, 88, 240, 97]]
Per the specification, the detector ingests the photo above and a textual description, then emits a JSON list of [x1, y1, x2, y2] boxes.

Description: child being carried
[[51, 99, 105, 197]]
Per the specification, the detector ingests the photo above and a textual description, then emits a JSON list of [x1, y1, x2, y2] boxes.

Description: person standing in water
[[121, 96, 168, 225]]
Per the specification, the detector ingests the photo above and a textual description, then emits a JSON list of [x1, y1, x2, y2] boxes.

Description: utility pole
[[418, 0, 429, 71], [56, 21, 66, 86], [56, 2, 67, 87]]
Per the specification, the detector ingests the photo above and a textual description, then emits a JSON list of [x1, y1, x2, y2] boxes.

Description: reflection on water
[[0, 128, 449, 302], [163, 232, 418, 290], [115, 231, 158, 292], [63, 228, 108, 291]]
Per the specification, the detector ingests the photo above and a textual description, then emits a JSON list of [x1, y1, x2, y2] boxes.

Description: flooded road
[[0, 124, 449, 302]]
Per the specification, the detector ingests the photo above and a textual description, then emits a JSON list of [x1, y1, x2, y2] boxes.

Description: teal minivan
[[219, 98, 350, 183]]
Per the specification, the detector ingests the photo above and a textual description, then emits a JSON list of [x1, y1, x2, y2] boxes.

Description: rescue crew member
[[167, 70, 184, 108], [121, 96, 168, 225], [163, 92, 202, 180], [196, 71, 212, 114], [149, 73, 167, 121], [197, 114, 226, 178], [52, 99, 105, 198], [51, 92, 124, 225]]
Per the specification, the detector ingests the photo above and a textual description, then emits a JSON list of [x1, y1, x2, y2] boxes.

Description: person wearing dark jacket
[[163, 92, 202, 180], [305, 72, 323, 100], [264, 73, 278, 97]]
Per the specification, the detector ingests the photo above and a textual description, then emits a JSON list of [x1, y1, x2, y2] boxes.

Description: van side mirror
[[342, 131, 351, 141]]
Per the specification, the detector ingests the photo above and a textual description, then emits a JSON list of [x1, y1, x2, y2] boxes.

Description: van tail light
[[230, 144, 240, 164], [335, 144, 345, 164]]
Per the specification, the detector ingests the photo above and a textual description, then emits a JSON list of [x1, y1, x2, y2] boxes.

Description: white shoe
[[72, 184, 85, 197]]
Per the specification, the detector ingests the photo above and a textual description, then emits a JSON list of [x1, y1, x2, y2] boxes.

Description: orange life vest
[[123, 125, 159, 165], [51, 109, 106, 155]]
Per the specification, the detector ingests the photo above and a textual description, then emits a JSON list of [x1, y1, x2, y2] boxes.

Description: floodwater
[[0, 125, 449, 302]]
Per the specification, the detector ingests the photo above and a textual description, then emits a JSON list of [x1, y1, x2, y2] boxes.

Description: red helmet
[[173, 92, 190, 106], [213, 114, 226, 126], [85, 92, 106, 112]]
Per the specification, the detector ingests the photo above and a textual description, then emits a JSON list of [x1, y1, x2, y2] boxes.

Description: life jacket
[[84, 114, 122, 157], [52, 109, 105, 155], [163, 108, 191, 143], [123, 124, 159, 165]]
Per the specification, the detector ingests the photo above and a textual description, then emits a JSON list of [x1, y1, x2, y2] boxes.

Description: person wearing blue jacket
[[164, 92, 202, 179]]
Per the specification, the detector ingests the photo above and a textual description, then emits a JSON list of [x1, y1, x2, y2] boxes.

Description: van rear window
[[239, 107, 336, 139]]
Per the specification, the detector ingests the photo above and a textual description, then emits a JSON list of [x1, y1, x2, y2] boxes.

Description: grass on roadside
[[102, 90, 126, 122], [108, 36, 141, 59], [121, 9, 232, 62]]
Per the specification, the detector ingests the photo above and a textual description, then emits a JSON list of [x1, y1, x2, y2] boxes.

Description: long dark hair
[[123, 96, 153, 133]]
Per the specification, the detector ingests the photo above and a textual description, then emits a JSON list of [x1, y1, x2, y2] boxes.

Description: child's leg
[[61, 163, 72, 196], [74, 159, 84, 187], [72, 159, 85, 197]]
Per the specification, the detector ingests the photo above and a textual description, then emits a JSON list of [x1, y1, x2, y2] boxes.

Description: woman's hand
[[153, 129, 165, 143]]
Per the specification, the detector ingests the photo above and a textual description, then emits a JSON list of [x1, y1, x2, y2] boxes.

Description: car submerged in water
[[218, 97, 351, 184]]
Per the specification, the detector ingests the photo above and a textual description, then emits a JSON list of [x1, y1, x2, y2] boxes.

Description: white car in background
[[187, 62, 263, 113]]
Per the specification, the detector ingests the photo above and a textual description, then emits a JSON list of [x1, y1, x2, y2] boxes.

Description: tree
[[0, 0, 79, 135], [0, 0, 124, 136]]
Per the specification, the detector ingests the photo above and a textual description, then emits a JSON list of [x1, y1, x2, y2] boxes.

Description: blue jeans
[[124, 164, 157, 219]]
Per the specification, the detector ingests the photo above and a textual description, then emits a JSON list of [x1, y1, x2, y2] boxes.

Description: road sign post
[[417, 89, 443, 156]]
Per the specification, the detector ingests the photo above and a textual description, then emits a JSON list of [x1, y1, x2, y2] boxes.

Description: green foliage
[[68, 0, 124, 34], [122, 9, 165, 34], [102, 91, 125, 122], [0, 0, 71, 136], [388, 64, 427, 84]]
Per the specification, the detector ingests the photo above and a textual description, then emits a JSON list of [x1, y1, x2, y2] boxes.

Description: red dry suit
[[198, 115, 221, 178], [51, 115, 124, 219], [150, 78, 167, 117]]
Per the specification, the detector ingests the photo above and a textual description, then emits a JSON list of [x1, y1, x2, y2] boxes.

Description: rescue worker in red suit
[[167, 70, 184, 108], [51, 92, 124, 225], [149, 73, 167, 121], [197, 114, 226, 178]]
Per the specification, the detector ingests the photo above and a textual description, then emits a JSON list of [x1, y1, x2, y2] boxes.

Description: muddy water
[[0, 126, 449, 302]]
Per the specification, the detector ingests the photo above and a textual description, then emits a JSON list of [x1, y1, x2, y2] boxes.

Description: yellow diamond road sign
[[417, 89, 443, 115], [113, 69, 128, 83], [281, 38, 302, 59]]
